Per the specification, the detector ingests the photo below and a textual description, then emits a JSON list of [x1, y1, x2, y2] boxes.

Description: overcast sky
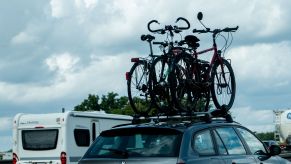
[[1, 0, 291, 151]]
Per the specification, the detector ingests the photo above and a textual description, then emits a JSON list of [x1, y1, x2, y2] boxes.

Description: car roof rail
[[132, 107, 233, 125]]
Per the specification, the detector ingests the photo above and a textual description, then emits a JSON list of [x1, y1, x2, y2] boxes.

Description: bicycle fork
[[216, 57, 232, 95]]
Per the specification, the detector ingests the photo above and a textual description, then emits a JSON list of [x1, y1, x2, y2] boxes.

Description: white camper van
[[12, 111, 132, 164]]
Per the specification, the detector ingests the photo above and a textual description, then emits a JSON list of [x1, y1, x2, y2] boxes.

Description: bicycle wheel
[[127, 61, 152, 116], [149, 56, 172, 114], [169, 55, 192, 113], [172, 55, 211, 113], [195, 62, 211, 112], [210, 59, 236, 111]]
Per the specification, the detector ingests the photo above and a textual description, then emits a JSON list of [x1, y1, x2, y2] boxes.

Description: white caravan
[[12, 111, 132, 164]]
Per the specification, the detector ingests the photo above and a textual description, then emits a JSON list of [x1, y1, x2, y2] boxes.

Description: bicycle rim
[[149, 57, 172, 114], [174, 57, 211, 113], [210, 59, 236, 110], [170, 56, 192, 113], [127, 62, 152, 116]]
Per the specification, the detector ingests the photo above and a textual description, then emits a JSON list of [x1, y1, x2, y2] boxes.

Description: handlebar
[[147, 20, 164, 33], [193, 26, 239, 34], [192, 29, 209, 33], [141, 34, 155, 42], [222, 26, 239, 32], [175, 17, 190, 30], [147, 17, 191, 34]]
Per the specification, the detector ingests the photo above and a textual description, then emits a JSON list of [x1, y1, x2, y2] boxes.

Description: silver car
[[79, 119, 290, 164]]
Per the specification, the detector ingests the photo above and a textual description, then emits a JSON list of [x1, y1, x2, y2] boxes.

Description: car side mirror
[[269, 145, 281, 156]]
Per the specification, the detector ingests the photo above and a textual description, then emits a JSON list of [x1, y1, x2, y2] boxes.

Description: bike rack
[[132, 107, 233, 125]]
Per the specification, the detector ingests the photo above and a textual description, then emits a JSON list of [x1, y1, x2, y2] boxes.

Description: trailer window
[[22, 129, 58, 150], [74, 129, 90, 147]]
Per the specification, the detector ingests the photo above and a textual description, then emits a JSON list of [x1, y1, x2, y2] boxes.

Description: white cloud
[[232, 107, 274, 132], [75, 0, 98, 10], [0, 117, 12, 131], [0, 52, 133, 104], [228, 41, 291, 87], [11, 31, 37, 45], [50, 0, 72, 18], [45, 52, 80, 75], [44, 0, 291, 48], [1, 0, 291, 151], [231, 0, 287, 38], [197, 0, 290, 38]]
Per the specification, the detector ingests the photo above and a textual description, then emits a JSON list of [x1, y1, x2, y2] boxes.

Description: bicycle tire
[[127, 61, 152, 116], [171, 54, 211, 113], [149, 56, 172, 114], [210, 59, 236, 111], [169, 54, 192, 113]]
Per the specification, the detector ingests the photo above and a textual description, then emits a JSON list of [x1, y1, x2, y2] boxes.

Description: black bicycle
[[126, 34, 158, 116], [147, 17, 191, 115]]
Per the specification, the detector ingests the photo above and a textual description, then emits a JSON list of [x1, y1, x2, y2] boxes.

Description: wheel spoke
[[211, 60, 235, 110]]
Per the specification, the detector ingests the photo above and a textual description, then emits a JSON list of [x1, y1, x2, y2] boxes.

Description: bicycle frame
[[193, 40, 225, 82]]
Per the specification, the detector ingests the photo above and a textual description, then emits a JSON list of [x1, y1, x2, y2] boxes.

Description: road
[[0, 154, 290, 163], [280, 152, 291, 161]]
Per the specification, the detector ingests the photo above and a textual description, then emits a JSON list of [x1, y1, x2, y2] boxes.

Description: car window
[[85, 128, 182, 158], [214, 130, 228, 155], [263, 141, 269, 147], [270, 141, 278, 146], [237, 128, 267, 154], [193, 130, 215, 155], [216, 127, 246, 155]]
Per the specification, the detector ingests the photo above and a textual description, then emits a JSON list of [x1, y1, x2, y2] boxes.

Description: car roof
[[109, 117, 242, 133]]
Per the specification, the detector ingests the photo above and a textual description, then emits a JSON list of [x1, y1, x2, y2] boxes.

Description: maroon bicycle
[[171, 12, 238, 113]]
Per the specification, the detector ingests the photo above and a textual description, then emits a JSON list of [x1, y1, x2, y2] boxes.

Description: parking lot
[[1, 154, 291, 164]]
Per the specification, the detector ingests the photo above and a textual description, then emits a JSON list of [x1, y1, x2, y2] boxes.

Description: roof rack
[[132, 107, 233, 124]]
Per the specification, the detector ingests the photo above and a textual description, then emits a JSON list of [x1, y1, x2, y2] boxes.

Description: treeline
[[255, 132, 274, 141], [74, 93, 276, 142], [74, 92, 134, 115]]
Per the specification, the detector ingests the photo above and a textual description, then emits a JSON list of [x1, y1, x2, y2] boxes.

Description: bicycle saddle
[[185, 35, 200, 49]]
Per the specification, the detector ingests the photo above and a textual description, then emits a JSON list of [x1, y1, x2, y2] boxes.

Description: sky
[[0, 0, 291, 152]]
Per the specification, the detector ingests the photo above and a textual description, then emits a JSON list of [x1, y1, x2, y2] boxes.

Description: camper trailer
[[12, 111, 132, 164]]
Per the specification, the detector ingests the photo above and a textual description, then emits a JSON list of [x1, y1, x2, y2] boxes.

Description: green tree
[[100, 92, 119, 113], [74, 92, 134, 115], [255, 132, 274, 141], [74, 94, 101, 111]]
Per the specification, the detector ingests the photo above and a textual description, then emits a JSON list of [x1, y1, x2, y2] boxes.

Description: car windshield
[[85, 127, 182, 158]]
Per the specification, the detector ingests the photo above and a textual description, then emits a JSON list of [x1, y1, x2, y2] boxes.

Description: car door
[[188, 129, 225, 164], [215, 127, 257, 164], [236, 127, 281, 164]]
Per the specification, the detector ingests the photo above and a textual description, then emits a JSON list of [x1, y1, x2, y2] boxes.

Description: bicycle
[[126, 34, 160, 116], [146, 17, 191, 115], [127, 19, 186, 117], [174, 12, 238, 112]]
